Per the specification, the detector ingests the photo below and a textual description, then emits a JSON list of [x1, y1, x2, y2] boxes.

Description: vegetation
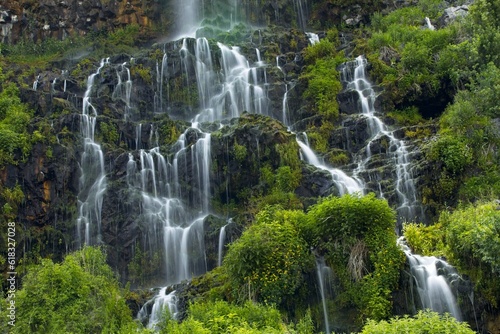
[[306, 194, 405, 322], [224, 206, 314, 308], [404, 201, 500, 307], [359, 310, 475, 334], [300, 32, 345, 153], [0, 247, 136, 333]]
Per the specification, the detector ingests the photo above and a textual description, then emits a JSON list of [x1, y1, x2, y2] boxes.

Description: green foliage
[[100, 121, 120, 145], [224, 206, 314, 307], [469, 0, 500, 67], [131, 63, 152, 83], [307, 193, 395, 244], [0, 81, 33, 164], [402, 223, 446, 257], [233, 141, 248, 162], [424, 62, 500, 206], [427, 135, 472, 175], [303, 39, 337, 64], [359, 310, 475, 334], [302, 57, 344, 121], [306, 194, 405, 321], [186, 300, 284, 333], [387, 106, 424, 126], [440, 202, 500, 306], [2, 246, 136, 333]]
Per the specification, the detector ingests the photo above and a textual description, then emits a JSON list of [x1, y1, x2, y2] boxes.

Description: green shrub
[[224, 206, 314, 307], [402, 222, 446, 256], [427, 135, 472, 174], [1, 247, 136, 333], [440, 202, 500, 306], [359, 310, 474, 334], [306, 194, 405, 321]]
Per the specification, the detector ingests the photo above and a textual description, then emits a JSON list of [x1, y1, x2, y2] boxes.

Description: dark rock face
[[0, 0, 166, 44]]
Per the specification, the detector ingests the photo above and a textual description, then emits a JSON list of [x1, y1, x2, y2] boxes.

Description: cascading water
[[138, 287, 179, 329], [138, 35, 272, 325], [76, 58, 109, 247], [296, 133, 362, 195], [112, 61, 133, 120], [281, 34, 362, 196], [217, 218, 233, 266], [398, 238, 462, 320], [316, 257, 334, 334], [340, 56, 422, 224], [425, 17, 436, 30]]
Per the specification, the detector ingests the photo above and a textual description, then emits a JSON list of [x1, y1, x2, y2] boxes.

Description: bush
[[427, 135, 472, 175], [440, 202, 500, 306], [402, 222, 445, 257], [306, 194, 405, 321], [360, 310, 474, 334], [224, 206, 314, 307], [1, 247, 136, 333]]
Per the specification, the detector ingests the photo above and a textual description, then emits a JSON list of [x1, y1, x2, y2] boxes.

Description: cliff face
[[0, 0, 166, 44]]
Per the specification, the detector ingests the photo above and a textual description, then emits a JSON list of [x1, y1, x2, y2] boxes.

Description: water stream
[[76, 58, 109, 247], [340, 56, 422, 225], [398, 238, 461, 320]]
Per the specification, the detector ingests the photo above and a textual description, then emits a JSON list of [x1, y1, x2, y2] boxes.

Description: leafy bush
[[440, 202, 500, 306], [0, 81, 33, 163], [306, 194, 405, 321], [360, 310, 474, 334], [427, 135, 472, 175], [402, 222, 446, 257], [1, 247, 136, 333], [224, 206, 314, 307]]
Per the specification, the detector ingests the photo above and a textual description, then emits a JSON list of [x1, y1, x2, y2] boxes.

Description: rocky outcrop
[[438, 4, 470, 27], [0, 0, 167, 44]]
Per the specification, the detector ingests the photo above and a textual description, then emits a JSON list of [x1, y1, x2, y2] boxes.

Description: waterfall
[[137, 287, 179, 329], [306, 32, 319, 45], [138, 36, 273, 323], [398, 238, 462, 320], [76, 58, 109, 247], [316, 257, 333, 334], [218, 219, 233, 266], [112, 61, 133, 120], [425, 17, 435, 30], [172, 0, 200, 38], [340, 56, 422, 224], [32, 74, 40, 90], [296, 133, 362, 195]]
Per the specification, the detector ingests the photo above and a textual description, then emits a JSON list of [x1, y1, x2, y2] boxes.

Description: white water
[[218, 219, 233, 266], [112, 61, 133, 120], [316, 257, 333, 334], [306, 32, 319, 45], [296, 133, 362, 195], [32, 74, 40, 90], [137, 287, 179, 329], [340, 56, 421, 223], [398, 238, 461, 320], [140, 36, 272, 323], [425, 17, 435, 30], [76, 58, 109, 246]]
